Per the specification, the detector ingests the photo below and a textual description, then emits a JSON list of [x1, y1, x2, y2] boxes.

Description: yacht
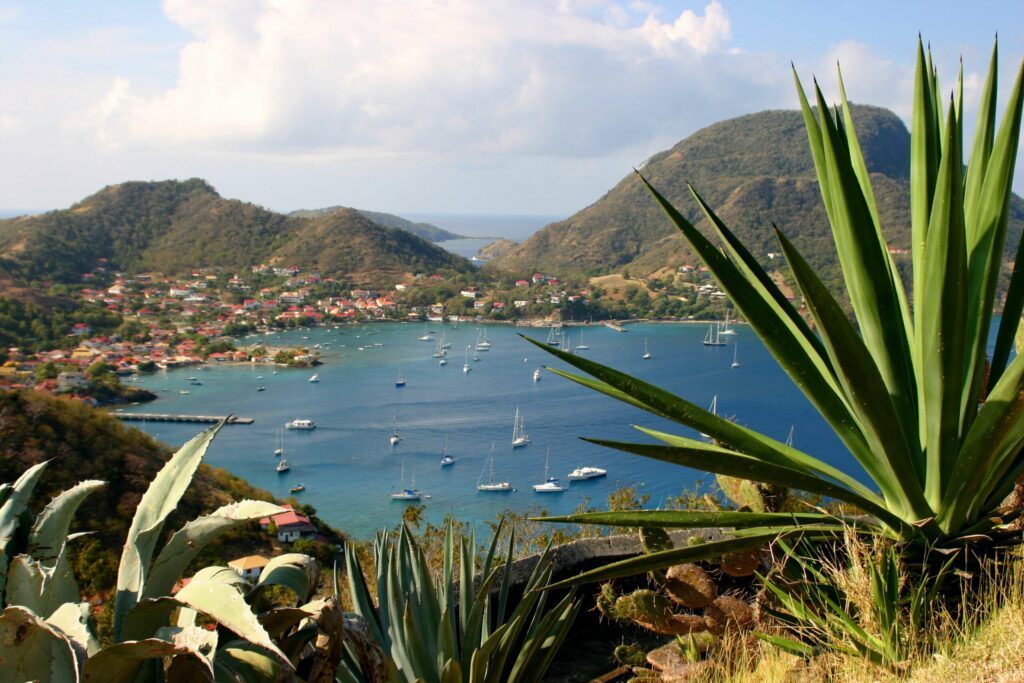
[[463, 346, 472, 373], [389, 413, 401, 446], [545, 326, 562, 346], [475, 329, 491, 352], [511, 406, 530, 448], [276, 458, 291, 473], [440, 434, 454, 467], [477, 445, 512, 492], [257, 386, 266, 392], [273, 429, 284, 457], [285, 419, 316, 430], [568, 466, 607, 481], [642, 338, 652, 360], [308, 373, 320, 383], [289, 484, 305, 493], [533, 368, 542, 382], [731, 344, 740, 369], [390, 463, 421, 500], [703, 323, 726, 347], [719, 311, 738, 336], [533, 449, 566, 493], [575, 330, 589, 350], [439, 357, 448, 366], [395, 365, 406, 387]]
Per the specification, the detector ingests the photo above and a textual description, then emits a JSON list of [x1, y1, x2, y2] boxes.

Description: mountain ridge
[[289, 206, 466, 242]]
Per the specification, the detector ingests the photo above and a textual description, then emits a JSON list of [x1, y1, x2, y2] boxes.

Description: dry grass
[[693, 552, 1024, 683], [588, 274, 653, 301]]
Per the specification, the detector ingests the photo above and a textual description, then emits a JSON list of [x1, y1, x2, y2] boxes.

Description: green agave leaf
[[0, 460, 51, 604], [754, 631, 817, 657], [5, 546, 80, 618], [608, 431, 904, 531], [0, 605, 82, 683], [920, 97, 968, 507], [47, 602, 99, 659], [259, 598, 329, 640], [344, 542, 388, 650], [212, 640, 281, 682], [508, 592, 581, 683], [543, 533, 805, 590], [536, 509, 841, 529], [82, 638, 214, 683], [28, 480, 105, 564], [460, 567, 503, 676], [143, 500, 283, 601], [121, 597, 180, 642], [175, 565, 289, 665], [114, 422, 223, 640], [527, 335, 880, 503], [775, 227, 927, 521], [253, 552, 319, 604]]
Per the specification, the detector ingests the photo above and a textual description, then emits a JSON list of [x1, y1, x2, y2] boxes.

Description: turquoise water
[[119, 322, 856, 539]]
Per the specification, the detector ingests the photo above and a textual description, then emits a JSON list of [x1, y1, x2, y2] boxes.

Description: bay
[[118, 322, 858, 539]]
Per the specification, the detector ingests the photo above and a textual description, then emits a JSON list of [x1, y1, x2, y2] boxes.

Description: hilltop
[[0, 179, 472, 284], [493, 105, 1024, 284], [290, 206, 465, 242]]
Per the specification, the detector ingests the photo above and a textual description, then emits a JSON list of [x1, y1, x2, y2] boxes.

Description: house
[[228, 555, 270, 581], [57, 372, 87, 391], [460, 288, 480, 298], [515, 279, 529, 287], [260, 505, 317, 543], [513, 300, 528, 308]]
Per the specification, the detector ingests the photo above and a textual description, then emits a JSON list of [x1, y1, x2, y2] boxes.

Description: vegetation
[[289, 207, 466, 242], [342, 519, 580, 682], [526, 37, 1024, 675], [0, 179, 472, 284], [0, 421, 344, 681], [0, 294, 120, 359], [0, 391, 288, 596]]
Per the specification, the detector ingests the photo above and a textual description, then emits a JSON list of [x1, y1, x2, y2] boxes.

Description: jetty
[[112, 413, 254, 425]]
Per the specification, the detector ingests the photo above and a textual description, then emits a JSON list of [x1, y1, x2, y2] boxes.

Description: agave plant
[[526, 38, 1024, 586], [340, 519, 580, 683], [0, 421, 341, 681]]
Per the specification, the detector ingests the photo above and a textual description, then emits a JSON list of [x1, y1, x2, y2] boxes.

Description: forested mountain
[[289, 206, 465, 242], [493, 105, 1024, 286], [0, 179, 471, 283]]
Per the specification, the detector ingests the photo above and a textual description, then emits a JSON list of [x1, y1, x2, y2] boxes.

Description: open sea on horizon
[[117, 322, 859, 539]]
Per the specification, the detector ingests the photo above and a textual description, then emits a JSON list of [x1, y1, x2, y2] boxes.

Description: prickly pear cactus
[[613, 590, 707, 635], [703, 595, 756, 635], [716, 474, 788, 512], [663, 563, 716, 609]]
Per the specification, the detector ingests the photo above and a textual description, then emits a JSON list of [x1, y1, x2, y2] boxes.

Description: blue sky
[[0, 1, 1020, 216]]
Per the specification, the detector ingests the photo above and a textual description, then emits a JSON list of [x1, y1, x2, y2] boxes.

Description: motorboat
[[567, 466, 607, 481], [285, 419, 316, 430]]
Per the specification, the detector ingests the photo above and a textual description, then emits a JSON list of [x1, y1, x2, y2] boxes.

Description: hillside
[[290, 206, 465, 242], [0, 179, 472, 283], [0, 390, 342, 596], [494, 105, 1024, 283]]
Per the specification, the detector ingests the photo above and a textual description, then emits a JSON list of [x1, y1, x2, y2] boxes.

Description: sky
[[0, 0, 1021, 217]]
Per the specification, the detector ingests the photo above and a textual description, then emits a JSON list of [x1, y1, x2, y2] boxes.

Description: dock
[[113, 413, 254, 425]]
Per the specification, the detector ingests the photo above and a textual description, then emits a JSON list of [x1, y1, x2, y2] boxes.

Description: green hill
[[290, 206, 465, 242], [493, 105, 1024, 286], [0, 179, 472, 283], [0, 390, 343, 596]]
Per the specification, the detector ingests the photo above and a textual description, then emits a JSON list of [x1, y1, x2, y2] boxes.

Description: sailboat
[[545, 326, 561, 346], [273, 429, 284, 457], [390, 462, 422, 500], [731, 344, 740, 369], [533, 368, 542, 382], [440, 434, 454, 467], [389, 413, 401, 446], [699, 395, 718, 439], [533, 448, 566, 493], [785, 425, 795, 447], [308, 373, 320, 383], [703, 323, 726, 346], [575, 330, 589, 350], [276, 457, 291, 473], [642, 338, 652, 359], [477, 444, 512, 492], [511, 406, 530, 448], [432, 335, 446, 358], [475, 329, 491, 352], [463, 345, 472, 373], [395, 364, 406, 387], [719, 311, 737, 336], [418, 324, 433, 341]]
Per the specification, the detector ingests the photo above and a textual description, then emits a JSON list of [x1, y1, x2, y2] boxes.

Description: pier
[[113, 413, 254, 425]]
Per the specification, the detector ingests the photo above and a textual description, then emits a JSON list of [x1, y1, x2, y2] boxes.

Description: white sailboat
[[719, 311, 737, 336], [389, 413, 401, 446], [418, 324, 433, 341], [785, 425, 795, 447], [533, 448, 566, 493], [475, 329, 491, 352], [440, 434, 454, 467], [511, 406, 530, 448], [545, 326, 561, 346], [731, 344, 740, 369], [533, 368, 542, 382], [395, 364, 406, 387], [276, 457, 290, 473], [463, 345, 472, 373], [477, 444, 512, 492], [699, 395, 718, 439], [390, 462, 422, 500], [575, 330, 589, 350], [308, 373, 320, 383], [642, 338, 652, 359], [273, 428, 284, 457], [703, 323, 726, 346]]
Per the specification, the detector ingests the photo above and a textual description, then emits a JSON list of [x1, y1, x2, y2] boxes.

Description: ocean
[[118, 322, 859, 539]]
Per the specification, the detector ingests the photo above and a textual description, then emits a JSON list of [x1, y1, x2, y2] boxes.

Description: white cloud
[[80, 0, 761, 159], [0, 114, 21, 136]]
